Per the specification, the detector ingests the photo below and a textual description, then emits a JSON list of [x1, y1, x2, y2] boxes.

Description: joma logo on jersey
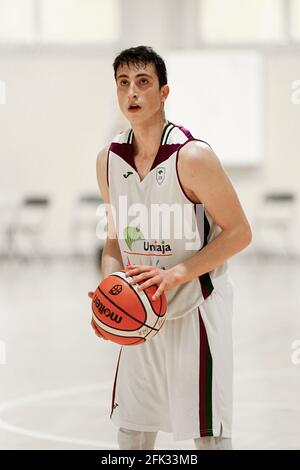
[[144, 240, 171, 254], [93, 296, 122, 324], [123, 171, 133, 179]]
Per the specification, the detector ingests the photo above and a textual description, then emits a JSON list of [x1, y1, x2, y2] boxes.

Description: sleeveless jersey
[[107, 121, 228, 320]]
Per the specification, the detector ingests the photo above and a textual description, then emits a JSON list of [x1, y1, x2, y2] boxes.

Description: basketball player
[[90, 46, 252, 450]]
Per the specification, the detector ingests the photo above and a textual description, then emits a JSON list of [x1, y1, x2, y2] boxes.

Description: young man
[[92, 46, 252, 450]]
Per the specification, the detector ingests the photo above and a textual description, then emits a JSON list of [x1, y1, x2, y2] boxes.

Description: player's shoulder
[[111, 127, 132, 145], [96, 144, 110, 170], [170, 122, 214, 159], [180, 139, 213, 160], [179, 139, 220, 174], [97, 127, 130, 172]]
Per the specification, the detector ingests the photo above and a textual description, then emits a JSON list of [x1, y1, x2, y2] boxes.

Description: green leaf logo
[[124, 226, 145, 250]]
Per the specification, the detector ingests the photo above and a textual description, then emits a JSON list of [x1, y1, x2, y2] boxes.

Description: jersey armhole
[[175, 139, 198, 204], [106, 144, 112, 188], [175, 138, 213, 204]]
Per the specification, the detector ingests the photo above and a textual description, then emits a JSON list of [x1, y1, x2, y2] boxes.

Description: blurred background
[[0, 0, 300, 450]]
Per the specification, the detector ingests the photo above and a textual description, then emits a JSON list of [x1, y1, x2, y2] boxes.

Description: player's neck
[[131, 114, 167, 159]]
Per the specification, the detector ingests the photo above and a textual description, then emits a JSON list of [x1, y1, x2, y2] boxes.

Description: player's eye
[[140, 78, 148, 84], [119, 80, 128, 86]]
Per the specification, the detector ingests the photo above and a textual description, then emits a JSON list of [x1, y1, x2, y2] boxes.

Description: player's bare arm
[[89, 146, 123, 337], [96, 145, 123, 278], [126, 140, 252, 299]]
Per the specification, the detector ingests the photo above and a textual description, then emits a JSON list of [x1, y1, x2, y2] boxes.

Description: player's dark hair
[[113, 45, 167, 88]]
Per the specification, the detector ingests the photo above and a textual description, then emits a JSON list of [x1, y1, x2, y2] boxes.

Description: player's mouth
[[128, 105, 141, 113]]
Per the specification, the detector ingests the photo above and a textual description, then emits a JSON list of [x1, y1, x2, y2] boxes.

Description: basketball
[[91, 271, 167, 345]]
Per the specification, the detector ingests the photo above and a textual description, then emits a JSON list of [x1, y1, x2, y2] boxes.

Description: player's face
[[115, 62, 168, 123]]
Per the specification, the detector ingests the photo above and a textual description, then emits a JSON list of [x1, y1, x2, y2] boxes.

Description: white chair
[[0, 195, 20, 258], [253, 191, 297, 257], [70, 193, 106, 260], [9, 196, 51, 261]]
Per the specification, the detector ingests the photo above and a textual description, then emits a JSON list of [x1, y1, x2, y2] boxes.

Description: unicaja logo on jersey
[[123, 225, 173, 255], [156, 167, 165, 184], [144, 240, 171, 254]]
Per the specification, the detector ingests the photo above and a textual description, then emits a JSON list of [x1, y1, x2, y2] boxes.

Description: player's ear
[[161, 84, 169, 102]]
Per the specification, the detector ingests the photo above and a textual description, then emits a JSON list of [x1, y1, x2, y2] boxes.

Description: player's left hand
[[125, 265, 178, 300]]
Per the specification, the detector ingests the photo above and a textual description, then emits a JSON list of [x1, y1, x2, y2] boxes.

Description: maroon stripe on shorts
[[198, 308, 207, 435], [110, 347, 122, 418]]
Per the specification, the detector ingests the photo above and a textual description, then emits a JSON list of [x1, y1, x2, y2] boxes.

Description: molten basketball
[[91, 271, 167, 345]]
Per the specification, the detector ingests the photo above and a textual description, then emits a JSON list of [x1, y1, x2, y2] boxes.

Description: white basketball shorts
[[110, 276, 234, 441]]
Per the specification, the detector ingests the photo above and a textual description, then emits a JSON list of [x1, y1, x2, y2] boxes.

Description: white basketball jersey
[[107, 121, 228, 320]]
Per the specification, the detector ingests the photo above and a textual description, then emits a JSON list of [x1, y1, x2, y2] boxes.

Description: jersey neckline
[[128, 120, 174, 183]]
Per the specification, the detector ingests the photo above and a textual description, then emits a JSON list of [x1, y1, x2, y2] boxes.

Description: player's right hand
[[88, 291, 108, 340], [90, 319, 108, 340]]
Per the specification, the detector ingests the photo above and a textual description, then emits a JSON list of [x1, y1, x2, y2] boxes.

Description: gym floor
[[0, 254, 299, 450]]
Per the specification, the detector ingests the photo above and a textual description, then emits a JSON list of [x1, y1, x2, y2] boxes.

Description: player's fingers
[[91, 320, 107, 340], [128, 271, 154, 284], [95, 330, 106, 339], [125, 265, 151, 274], [88, 291, 95, 299], [137, 275, 160, 290], [96, 331, 107, 339], [152, 282, 166, 300]]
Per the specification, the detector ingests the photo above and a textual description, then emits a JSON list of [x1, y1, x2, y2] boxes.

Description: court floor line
[[0, 418, 118, 449], [235, 402, 300, 411], [0, 382, 110, 413], [1, 381, 299, 449], [235, 369, 299, 380], [0, 382, 117, 449]]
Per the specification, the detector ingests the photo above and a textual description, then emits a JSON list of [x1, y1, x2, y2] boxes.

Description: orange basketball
[[91, 271, 167, 345]]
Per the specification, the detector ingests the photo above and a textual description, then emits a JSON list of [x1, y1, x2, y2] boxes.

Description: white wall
[[166, 50, 264, 167], [0, 49, 300, 254], [232, 51, 300, 254], [0, 54, 127, 254]]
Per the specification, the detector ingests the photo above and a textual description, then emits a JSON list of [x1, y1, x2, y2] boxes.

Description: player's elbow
[[238, 222, 252, 249]]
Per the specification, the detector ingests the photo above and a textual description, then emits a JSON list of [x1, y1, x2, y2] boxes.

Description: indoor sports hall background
[[0, 0, 300, 450]]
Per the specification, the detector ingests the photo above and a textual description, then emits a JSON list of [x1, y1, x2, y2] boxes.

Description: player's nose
[[128, 83, 138, 99]]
